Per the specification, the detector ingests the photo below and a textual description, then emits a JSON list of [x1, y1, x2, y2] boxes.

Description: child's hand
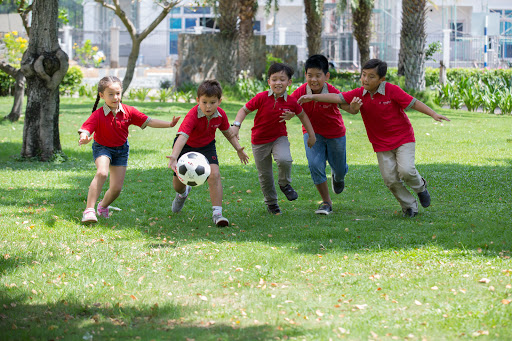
[[166, 155, 178, 172], [78, 133, 93, 146], [236, 147, 249, 165], [297, 95, 314, 105], [169, 116, 181, 127], [306, 134, 316, 148], [279, 109, 295, 122], [432, 113, 451, 122], [350, 97, 363, 112]]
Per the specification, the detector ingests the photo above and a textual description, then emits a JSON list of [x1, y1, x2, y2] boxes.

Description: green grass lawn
[[1, 97, 511, 340]]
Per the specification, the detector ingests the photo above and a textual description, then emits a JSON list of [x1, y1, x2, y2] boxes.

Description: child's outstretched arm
[[78, 132, 93, 146], [340, 97, 363, 115], [412, 101, 451, 122], [222, 128, 249, 164], [166, 134, 188, 172], [231, 107, 249, 140], [296, 110, 316, 147], [297, 93, 342, 105], [148, 116, 181, 128]]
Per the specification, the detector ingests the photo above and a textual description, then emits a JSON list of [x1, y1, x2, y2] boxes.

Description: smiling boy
[[299, 59, 450, 217], [231, 63, 316, 215]]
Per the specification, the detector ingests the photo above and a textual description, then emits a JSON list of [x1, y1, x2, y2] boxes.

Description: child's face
[[99, 82, 123, 109], [360, 67, 385, 93], [197, 95, 222, 117], [268, 71, 292, 96], [305, 68, 330, 94]]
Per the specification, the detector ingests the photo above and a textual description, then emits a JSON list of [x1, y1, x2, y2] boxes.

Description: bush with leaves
[[60, 66, 84, 96]]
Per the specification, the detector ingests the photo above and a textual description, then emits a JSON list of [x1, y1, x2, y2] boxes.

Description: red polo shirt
[[341, 82, 416, 152], [79, 103, 149, 147], [244, 91, 303, 145], [290, 83, 346, 138], [177, 105, 230, 148]]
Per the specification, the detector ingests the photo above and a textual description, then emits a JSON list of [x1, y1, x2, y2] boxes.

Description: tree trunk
[[238, 0, 256, 74], [304, 0, 323, 56], [20, 0, 68, 161], [123, 39, 141, 94], [216, 0, 239, 84], [398, 0, 427, 90], [0, 62, 25, 122], [352, 0, 373, 67]]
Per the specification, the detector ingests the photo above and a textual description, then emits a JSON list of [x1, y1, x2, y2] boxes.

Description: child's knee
[[95, 170, 108, 181], [398, 165, 418, 181]]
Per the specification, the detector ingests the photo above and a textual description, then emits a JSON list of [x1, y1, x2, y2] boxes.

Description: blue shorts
[[304, 133, 348, 185], [92, 141, 129, 167]]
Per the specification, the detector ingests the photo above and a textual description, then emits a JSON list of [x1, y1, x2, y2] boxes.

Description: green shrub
[[60, 66, 84, 96], [0, 70, 15, 97]]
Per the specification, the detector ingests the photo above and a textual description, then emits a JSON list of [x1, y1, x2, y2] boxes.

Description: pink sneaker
[[97, 204, 109, 218], [81, 208, 98, 224]]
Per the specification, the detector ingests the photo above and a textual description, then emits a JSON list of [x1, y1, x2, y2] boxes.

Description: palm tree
[[337, 0, 374, 67], [304, 0, 324, 56], [217, 0, 240, 83], [238, 0, 257, 73], [397, 0, 427, 90]]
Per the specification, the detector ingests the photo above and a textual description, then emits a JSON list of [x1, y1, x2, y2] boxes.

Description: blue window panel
[[184, 6, 210, 14], [185, 18, 197, 28], [170, 7, 180, 15], [254, 20, 261, 32], [170, 18, 182, 29], [170, 32, 178, 55]]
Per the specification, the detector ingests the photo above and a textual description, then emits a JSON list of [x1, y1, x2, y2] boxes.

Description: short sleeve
[[218, 108, 230, 131], [127, 105, 149, 128], [245, 92, 263, 112], [178, 107, 198, 137]]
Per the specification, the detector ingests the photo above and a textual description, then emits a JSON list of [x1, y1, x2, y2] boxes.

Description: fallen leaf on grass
[[315, 310, 324, 316], [502, 299, 510, 305], [354, 304, 367, 310], [414, 300, 422, 306], [199, 295, 208, 301], [478, 278, 491, 284]]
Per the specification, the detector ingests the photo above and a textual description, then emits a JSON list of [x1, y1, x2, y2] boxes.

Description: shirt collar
[[306, 83, 329, 95], [362, 81, 387, 97], [197, 106, 221, 118], [267, 89, 288, 101], [103, 103, 126, 116]]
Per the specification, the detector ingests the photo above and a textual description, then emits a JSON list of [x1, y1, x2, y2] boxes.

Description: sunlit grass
[[0, 97, 511, 340]]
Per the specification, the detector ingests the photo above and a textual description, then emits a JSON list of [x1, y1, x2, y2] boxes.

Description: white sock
[[212, 206, 222, 216], [178, 186, 190, 198]]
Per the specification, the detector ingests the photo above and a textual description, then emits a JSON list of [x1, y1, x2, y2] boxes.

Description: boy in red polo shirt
[[290, 54, 361, 215], [166, 80, 249, 227], [299, 59, 450, 217], [79, 76, 180, 224], [231, 63, 316, 215]]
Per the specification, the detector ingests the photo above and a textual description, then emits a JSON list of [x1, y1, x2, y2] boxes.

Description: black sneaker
[[402, 208, 418, 218], [279, 184, 298, 201], [331, 176, 345, 194], [315, 202, 332, 215], [267, 204, 282, 215], [417, 179, 431, 208]]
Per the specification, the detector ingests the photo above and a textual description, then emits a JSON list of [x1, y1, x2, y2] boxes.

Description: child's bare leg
[[86, 156, 110, 209], [207, 164, 222, 207], [173, 175, 187, 194], [316, 182, 332, 206], [99, 165, 127, 207]]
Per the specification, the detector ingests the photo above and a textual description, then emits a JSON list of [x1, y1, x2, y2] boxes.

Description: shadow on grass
[[1, 156, 511, 256], [0, 291, 302, 340]]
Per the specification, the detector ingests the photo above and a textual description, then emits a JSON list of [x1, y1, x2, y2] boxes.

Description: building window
[[170, 18, 182, 30], [185, 18, 197, 29], [450, 22, 463, 41], [169, 32, 178, 55]]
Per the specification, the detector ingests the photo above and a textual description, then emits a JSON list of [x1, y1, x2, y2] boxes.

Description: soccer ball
[[176, 152, 211, 186]]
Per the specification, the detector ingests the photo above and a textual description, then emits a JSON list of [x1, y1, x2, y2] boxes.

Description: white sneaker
[[213, 214, 229, 227], [172, 186, 191, 213], [81, 208, 98, 224]]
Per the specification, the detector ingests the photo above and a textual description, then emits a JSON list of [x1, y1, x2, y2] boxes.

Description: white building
[[80, 0, 512, 69]]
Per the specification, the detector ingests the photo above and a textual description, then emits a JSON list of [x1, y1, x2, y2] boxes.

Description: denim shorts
[[304, 133, 348, 185], [92, 141, 129, 167]]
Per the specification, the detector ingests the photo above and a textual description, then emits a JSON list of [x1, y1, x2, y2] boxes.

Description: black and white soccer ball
[[176, 152, 211, 186]]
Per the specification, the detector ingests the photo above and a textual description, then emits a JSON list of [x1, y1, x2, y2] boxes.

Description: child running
[[299, 59, 450, 217], [79, 76, 180, 224], [290, 54, 361, 215], [231, 63, 316, 215], [166, 80, 249, 227]]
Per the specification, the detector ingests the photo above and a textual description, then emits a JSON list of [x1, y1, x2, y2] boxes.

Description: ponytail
[[92, 94, 101, 113]]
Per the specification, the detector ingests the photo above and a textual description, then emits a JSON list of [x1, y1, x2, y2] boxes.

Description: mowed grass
[[0, 96, 511, 340]]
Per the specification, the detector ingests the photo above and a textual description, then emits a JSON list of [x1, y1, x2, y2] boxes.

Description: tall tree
[[304, 0, 324, 56], [20, 0, 69, 160], [238, 0, 257, 73], [397, 0, 427, 90], [94, 0, 181, 93], [216, 0, 239, 84], [0, 0, 31, 122], [338, 0, 374, 67]]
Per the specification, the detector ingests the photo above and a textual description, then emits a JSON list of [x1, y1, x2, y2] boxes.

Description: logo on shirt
[[380, 101, 392, 105]]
